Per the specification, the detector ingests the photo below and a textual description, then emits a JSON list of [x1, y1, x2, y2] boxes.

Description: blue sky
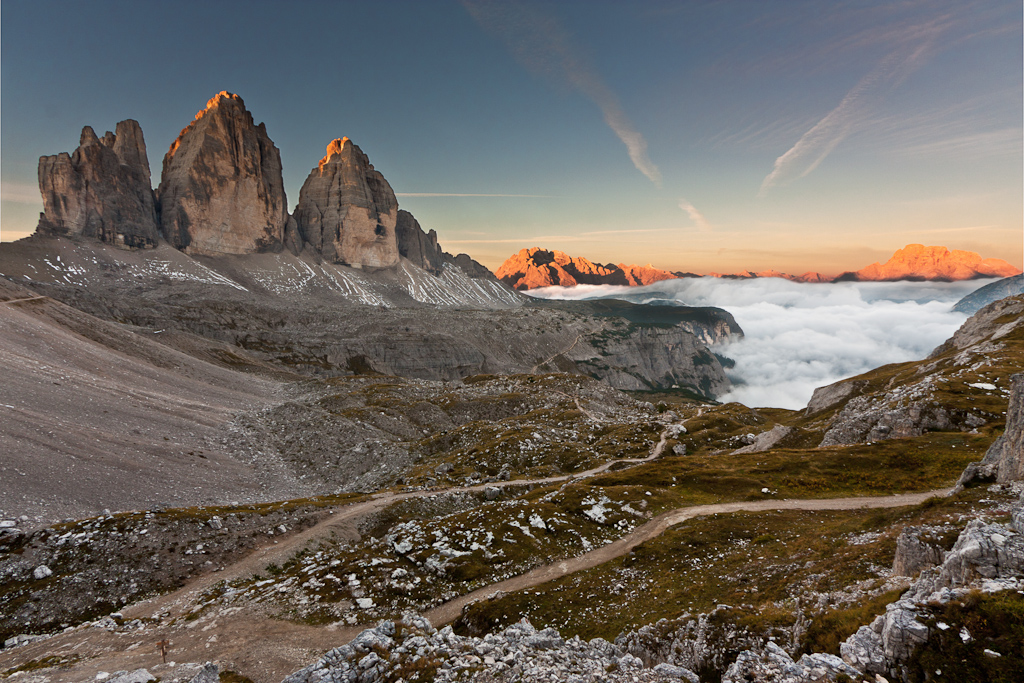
[[2, 0, 1020, 274]]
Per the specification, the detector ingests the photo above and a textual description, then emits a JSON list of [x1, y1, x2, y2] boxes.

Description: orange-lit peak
[[318, 137, 352, 171], [191, 91, 241, 122]]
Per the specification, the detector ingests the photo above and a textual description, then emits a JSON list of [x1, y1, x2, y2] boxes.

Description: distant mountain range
[[497, 244, 1022, 290]]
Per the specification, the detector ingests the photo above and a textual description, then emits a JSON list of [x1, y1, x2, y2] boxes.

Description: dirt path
[[531, 334, 583, 373], [424, 488, 949, 625], [0, 420, 949, 683], [123, 429, 673, 622], [1, 295, 48, 305]]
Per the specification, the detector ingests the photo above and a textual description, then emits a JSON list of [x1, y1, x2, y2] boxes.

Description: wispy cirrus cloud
[[758, 19, 950, 197], [463, 0, 662, 187], [678, 198, 710, 231]]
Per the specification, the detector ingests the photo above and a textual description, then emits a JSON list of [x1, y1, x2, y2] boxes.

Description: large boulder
[[157, 91, 288, 255], [36, 120, 159, 249], [293, 137, 399, 268]]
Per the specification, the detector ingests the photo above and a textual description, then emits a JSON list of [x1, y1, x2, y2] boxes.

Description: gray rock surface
[[931, 296, 1024, 357], [187, 662, 218, 683], [293, 137, 399, 268], [892, 525, 948, 577], [732, 425, 793, 454], [108, 669, 156, 683], [282, 615, 696, 683], [158, 91, 288, 255], [839, 493, 1024, 677], [396, 209, 444, 275], [958, 372, 1024, 487], [445, 251, 500, 282], [36, 121, 159, 249], [722, 641, 861, 683]]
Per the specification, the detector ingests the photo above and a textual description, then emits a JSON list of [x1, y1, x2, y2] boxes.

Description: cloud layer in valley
[[528, 277, 986, 409]]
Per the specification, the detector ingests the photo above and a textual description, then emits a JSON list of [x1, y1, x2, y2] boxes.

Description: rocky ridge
[[36, 121, 159, 249], [804, 295, 1024, 448], [29, 91, 499, 286], [497, 245, 1021, 290], [496, 248, 680, 290], [954, 273, 1024, 314]]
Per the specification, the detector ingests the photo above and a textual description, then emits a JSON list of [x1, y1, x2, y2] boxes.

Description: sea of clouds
[[527, 277, 993, 410]]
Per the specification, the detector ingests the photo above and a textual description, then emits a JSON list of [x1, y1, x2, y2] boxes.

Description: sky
[[529, 277, 984, 408], [1, 0, 1021, 275]]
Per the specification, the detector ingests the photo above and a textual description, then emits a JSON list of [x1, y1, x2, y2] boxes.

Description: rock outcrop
[[157, 91, 288, 255], [958, 372, 1024, 487], [840, 496, 1024, 678], [36, 121, 159, 249], [444, 251, 499, 282], [396, 209, 444, 275], [810, 296, 1023, 448], [496, 248, 678, 290], [293, 137, 399, 268], [839, 244, 1021, 282], [283, 614, 700, 683]]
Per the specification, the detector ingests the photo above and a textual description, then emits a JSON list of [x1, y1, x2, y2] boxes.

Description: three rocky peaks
[[34, 91, 461, 275]]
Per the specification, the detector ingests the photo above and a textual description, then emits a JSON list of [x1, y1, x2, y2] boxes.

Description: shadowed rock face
[[36, 121, 159, 249], [157, 91, 287, 255], [293, 138, 399, 268], [396, 209, 443, 275]]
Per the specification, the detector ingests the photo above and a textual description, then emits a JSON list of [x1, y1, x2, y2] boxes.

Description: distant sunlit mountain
[[497, 244, 1021, 290]]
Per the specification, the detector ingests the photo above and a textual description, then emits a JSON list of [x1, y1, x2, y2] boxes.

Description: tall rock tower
[[293, 137, 399, 268], [158, 91, 288, 255], [36, 120, 159, 249]]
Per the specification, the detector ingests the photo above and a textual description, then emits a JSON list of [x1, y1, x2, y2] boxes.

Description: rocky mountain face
[[27, 91, 500, 290], [803, 295, 1023, 448], [293, 138, 399, 268], [36, 121, 159, 249], [157, 91, 289, 255], [396, 209, 444, 275], [840, 243, 1021, 282], [496, 248, 679, 290]]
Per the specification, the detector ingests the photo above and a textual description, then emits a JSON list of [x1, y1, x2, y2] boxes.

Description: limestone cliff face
[[158, 91, 288, 255], [396, 210, 443, 275], [293, 138, 399, 268], [841, 244, 1021, 282], [36, 121, 159, 249], [496, 248, 678, 290]]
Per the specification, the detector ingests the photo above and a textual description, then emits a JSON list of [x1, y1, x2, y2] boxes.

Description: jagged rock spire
[[157, 91, 288, 255], [293, 137, 399, 268], [36, 120, 159, 249]]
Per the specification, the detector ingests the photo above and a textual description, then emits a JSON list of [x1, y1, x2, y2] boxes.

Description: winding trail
[[424, 488, 948, 626], [1, 295, 47, 305], [531, 334, 583, 373], [0, 423, 951, 683], [123, 428, 673, 619]]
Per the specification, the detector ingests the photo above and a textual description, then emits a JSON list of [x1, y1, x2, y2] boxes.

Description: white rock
[[32, 565, 53, 580]]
